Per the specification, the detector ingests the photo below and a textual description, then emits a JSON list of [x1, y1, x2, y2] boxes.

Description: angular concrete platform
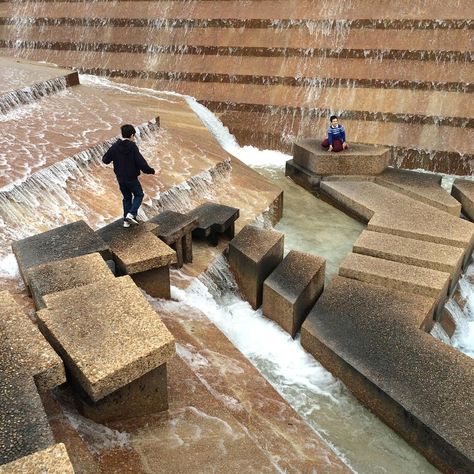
[[229, 225, 284, 309], [12, 220, 111, 291], [263, 250, 325, 337], [293, 140, 390, 176], [26, 252, 115, 310], [376, 168, 461, 216], [339, 252, 449, 319], [37, 276, 175, 402], [353, 230, 464, 294], [451, 178, 474, 221], [301, 276, 474, 474], [0, 443, 74, 474]]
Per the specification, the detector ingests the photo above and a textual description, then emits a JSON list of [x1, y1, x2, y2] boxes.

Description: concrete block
[[229, 225, 284, 309], [263, 250, 325, 337], [131, 265, 171, 299], [284, 159, 321, 195], [293, 140, 389, 176], [451, 179, 474, 221]]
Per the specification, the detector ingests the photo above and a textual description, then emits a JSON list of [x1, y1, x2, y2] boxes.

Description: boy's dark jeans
[[119, 179, 144, 218]]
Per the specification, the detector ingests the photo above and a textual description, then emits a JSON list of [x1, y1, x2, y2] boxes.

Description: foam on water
[[0, 253, 20, 279]]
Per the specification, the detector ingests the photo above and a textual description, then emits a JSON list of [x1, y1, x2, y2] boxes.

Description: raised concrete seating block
[[37, 276, 175, 405], [451, 178, 474, 222], [301, 277, 474, 473], [187, 202, 240, 246], [293, 140, 390, 176], [0, 290, 65, 391], [26, 252, 116, 310], [376, 168, 461, 216], [97, 219, 176, 299], [149, 210, 199, 268], [0, 443, 74, 474], [263, 250, 325, 337], [340, 253, 449, 320], [353, 230, 464, 294], [229, 225, 284, 309], [285, 159, 322, 195], [12, 220, 111, 291]]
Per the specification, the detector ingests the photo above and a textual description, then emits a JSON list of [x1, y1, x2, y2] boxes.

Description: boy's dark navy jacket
[[102, 139, 155, 182]]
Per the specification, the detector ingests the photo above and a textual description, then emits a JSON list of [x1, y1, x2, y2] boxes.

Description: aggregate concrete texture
[[12, 220, 111, 289], [26, 252, 115, 309], [149, 210, 198, 244], [301, 276, 474, 474], [293, 140, 390, 176], [0, 443, 74, 474], [37, 276, 175, 401], [229, 225, 284, 309], [0, 290, 65, 391], [263, 250, 325, 337], [451, 179, 474, 222], [96, 219, 176, 274], [187, 202, 240, 233], [376, 167, 461, 216]]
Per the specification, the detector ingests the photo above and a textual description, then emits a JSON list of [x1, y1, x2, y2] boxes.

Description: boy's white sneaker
[[123, 220, 131, 228], [125, 213, 139, 225]]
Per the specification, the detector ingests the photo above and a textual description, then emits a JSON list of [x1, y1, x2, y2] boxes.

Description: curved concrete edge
[[451, 179, 474, 222]]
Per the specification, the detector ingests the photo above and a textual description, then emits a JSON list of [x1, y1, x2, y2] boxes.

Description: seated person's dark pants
[[119, 179, 144, 218], [321, 138, 344, 152]]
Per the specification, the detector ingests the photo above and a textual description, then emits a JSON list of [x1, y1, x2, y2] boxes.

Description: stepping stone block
[[0, 290, 65, 391], [149, 210, 198, 268], [293, 140, 389, 176], [229, 225, 284, 309], [263, 250, 325, 337], [0, 443, 74, 474], [451, 179, 474, 222], [353, 230, 464, 294], [12, 220, 111, 292], [187, 202, 240, 246], [339, 253, 450, 319], [26, 252, 115, 310], [301, 276, 474, 474], [37, 276, 175, 403], [97, 219, 176, 299], [376, 168, 461, 216]]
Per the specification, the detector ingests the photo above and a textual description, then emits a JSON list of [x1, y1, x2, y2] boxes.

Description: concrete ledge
[[451, 179, 474, 221], [263, 250, 325, 337], [284, 159, 321, 195], [293, 140, 389, 176], [37, 276, 175, 401], [0, 443, 74, 474], [301, 276, 474, 473]]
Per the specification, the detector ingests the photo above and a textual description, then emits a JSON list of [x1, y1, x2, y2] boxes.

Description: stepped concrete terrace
[[451, 178, 474, 221], [0, 291, 66, 466], [0, 0, 472, 173], [301, 276, 474, 473]]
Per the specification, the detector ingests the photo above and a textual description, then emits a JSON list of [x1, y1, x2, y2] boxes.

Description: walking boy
[[102, 124, 155, 228]]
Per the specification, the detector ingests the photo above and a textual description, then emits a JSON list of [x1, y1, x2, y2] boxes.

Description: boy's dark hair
[[330, 115, 338, 122], [121, 124, 136, 138]]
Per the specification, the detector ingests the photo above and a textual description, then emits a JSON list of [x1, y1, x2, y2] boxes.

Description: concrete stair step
[[451, 178, 474, 221]]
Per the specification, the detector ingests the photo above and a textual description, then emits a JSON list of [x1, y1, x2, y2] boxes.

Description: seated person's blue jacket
[[102, 139, 155, 182], [327, 124, 346, 145]]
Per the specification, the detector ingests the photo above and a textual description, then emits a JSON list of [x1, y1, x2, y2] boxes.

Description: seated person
[[321, 115, 348, 152]]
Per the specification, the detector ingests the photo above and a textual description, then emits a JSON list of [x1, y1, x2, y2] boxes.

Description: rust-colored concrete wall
[[1, 0, 472, 173]]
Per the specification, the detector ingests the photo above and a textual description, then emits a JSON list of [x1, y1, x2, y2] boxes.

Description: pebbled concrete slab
[[339, 252, 449, 319], [149, 210, 198, 244], [376, 168, 461, 216], [0, 290, 65, 392], [96, 219, 176, 274], [293, 140, 389, 176], [0, 443, 74, 474], [26, 252, 115, 310], [301, 276, 474, 474], [12, 220, 111, 291], [263, 250, 325, 337], [229, 225, 284, 309], [451, 178, 474, 222], [37, 276, 175, 401]]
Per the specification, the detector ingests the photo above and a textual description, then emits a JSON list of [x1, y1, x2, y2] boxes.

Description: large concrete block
[[229, 225, 284, 309], [451, 178, 474, 221], [263, 250, 325, 337], [293, 140, 389, 176], [11, 220, 111, 292], [37, 276, 175, 402]]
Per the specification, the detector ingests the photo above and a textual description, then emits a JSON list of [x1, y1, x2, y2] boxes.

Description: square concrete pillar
[[263, 250, 325, 338], [228, 225, 284, 309], [131, 266, 171, 300]]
